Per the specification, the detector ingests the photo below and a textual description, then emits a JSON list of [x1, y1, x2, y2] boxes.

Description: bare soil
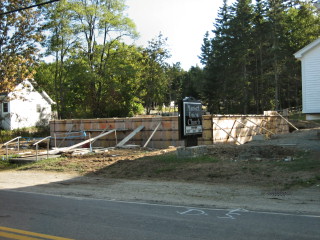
[[0, 127, 319, 214]]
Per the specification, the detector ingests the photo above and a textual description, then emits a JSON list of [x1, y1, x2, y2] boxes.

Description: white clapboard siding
[[302, 44, 320, 113], [295, 38, 320, 115]]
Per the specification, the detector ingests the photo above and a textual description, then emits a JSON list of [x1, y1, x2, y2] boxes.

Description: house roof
[[294, 38, 320, 60], [1, 79, 55, 105], [40, 90, 56, 105]]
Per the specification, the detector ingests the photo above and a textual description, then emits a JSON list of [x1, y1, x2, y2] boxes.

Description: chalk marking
[[218, 208, 249, 220], [4, 190, 320, 219], [177, 209, 208, 216]]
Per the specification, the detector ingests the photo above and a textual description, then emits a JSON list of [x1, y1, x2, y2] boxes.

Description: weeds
[[17, 157, 66, 171], [151, 153, 219, 164], [279, 151, 320, 172], [0, 126, 50, 143], [149, 153, 219, 175]]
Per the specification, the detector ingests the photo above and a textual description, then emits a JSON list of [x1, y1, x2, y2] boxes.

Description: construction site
[[1, 112, 319, 214], [1, 111, 292, 161]]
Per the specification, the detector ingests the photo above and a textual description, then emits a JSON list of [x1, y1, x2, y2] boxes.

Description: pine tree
[[227, 0, 254, 113]]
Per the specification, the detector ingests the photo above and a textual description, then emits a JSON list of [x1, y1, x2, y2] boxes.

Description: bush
[[0, 126, 50, 143]]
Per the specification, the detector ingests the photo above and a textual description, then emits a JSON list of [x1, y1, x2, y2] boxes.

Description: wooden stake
[[235, 119, 260, 133], [116, 126, 144, 147], [246, 118, 275, 135], [276, 112, 299, 131], [143, 122, 161, 148], [225, 120, 236, 143], [213, 121, 242, 145], [50, 129, 116, 154]]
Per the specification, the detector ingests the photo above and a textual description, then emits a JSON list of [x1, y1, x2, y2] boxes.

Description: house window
[[2, 102, 9, 113], [36, 104, 41, 113]]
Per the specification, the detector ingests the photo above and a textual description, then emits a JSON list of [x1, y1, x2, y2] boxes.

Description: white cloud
[[125, 0, 228, 70]]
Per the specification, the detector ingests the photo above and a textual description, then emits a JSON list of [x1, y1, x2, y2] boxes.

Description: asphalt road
[[0, 190, 319, 240]]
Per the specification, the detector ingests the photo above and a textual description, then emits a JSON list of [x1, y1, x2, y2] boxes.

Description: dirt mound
[[247, 128, 320, 151], [3, 128, 319, 189]]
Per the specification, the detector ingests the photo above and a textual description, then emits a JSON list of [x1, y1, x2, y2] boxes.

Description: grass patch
[[147, 153, 219, 175], [0, 126, 50, 143], [150, 152, 219, 164], [0, 160, 19, 170], [17, 157, 67, 172], [154, 166, 177, 174], [279, 151, 320, 172], [285, 176, 320, 189]]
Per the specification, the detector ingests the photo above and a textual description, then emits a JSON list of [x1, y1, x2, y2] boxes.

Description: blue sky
[[125, 0, 233, 70]]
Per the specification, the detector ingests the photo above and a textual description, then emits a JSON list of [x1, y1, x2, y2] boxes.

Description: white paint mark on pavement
[[177, 208, 208, 216], [218, 208, 249, 220]]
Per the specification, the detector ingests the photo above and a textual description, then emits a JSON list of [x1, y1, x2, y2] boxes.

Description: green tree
[[0, 0, 42, 92], [281, 1, 320, 109], [228, 0, 254, 113], [69, 0, 137, 117], [140, 33, 171, 114], [42, 0, 77, 118], [200, 0, 320, 114], [201, 0, 233, 113], [164, 62, 184, 107]]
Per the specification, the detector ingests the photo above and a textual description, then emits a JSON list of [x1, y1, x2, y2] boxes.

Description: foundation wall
[[50, 112, 289, 149]]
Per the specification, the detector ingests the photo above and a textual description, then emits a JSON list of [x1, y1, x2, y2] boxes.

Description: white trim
[[294, 38, 320, 59]]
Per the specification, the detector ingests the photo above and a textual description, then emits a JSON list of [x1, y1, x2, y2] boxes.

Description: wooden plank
[[246, 118, 275, 135], [276, 112, 299, 131], [235, 119, 259, 133], [49, 129, 116, 154], [143, 122, 161, 148], [213, 121, 242, 145], [116, 126, 144, 147]]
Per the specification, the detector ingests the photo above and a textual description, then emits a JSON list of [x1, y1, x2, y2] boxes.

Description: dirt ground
[[0, 126, 319, 214]]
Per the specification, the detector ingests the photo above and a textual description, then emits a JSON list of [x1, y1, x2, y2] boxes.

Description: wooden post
[[47, 139, 49, 159], [6, 146, 8, 160], [89, 133, 92, 152], [36, 144, 38, 161]]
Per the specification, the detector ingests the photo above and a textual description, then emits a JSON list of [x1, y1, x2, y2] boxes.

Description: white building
[[0, 79, 56, 130], [294, 38, 320, 120]]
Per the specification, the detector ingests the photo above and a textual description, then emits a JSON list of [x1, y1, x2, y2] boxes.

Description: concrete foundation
[[50, 113, 289, 149]]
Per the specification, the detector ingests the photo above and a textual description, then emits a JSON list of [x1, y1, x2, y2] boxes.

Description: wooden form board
[[49, 115, 290, 148]]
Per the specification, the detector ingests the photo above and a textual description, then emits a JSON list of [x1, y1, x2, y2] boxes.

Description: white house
[[0, 79, 56, 130], [294, 38, 320, 120]]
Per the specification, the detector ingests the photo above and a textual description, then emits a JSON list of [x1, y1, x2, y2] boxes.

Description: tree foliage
[[200, 0, 320, 114], [0, 0, 42, 92]]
